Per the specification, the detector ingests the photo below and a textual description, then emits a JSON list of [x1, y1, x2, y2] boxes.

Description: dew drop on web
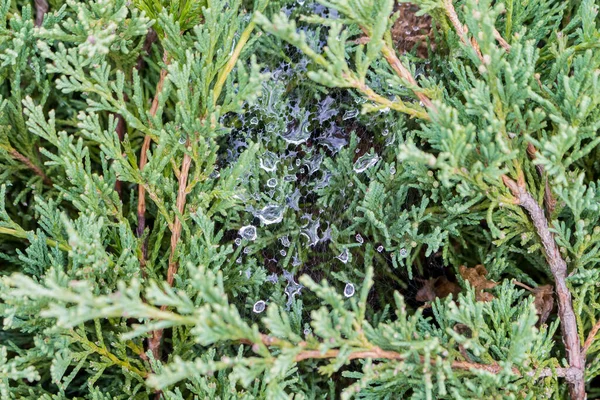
[[238, 225, 257, 241], [336, 248, 349, 263], [344, 283, 355, 298], [253, 300, 266, 313], [353, 153, 379, 173], [256, 205, 284, 225]]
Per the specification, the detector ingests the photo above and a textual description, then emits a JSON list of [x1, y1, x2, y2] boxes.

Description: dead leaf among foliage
[[458, 264, 497, 302], [416, 276, 461, 302], [514, 281, 554, 325]]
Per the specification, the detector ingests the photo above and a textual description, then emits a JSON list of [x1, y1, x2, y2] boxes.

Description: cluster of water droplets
[[216, 42, 415, 324]]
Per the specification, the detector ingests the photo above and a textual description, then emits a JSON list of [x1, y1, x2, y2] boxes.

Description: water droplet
[[399, 248, 408, 257], [257, 205, 284, 225], [235, 238, 242, 246], [353, 153, 380, 173], [266, 273, 279, 284], [292, 254, 301, 267], [344, 283, 355, 298], [297, 0, 305, 5], [315, 172, 332, 190], [250, 117, 259, 125], [238, 225, 257, 241], [301, 216, 320, 247], [303, 327, 311, 335], [286, 189, 301, 211], [253, 300, 266, 313], [382, 129, 389, 137], [356, 234, 364, 244], [236, 257, 242, 264], [178, 136, 187, 145], [267, 178, 278, 188], [336, 249, 349, 263], [283, 270, 303, 309], [343, 109, 359, 120], [259, 151, 279, 172], [377, 245, 384, 252], [280, 112, 311, 144], [245, 268, 252, 279], [303, 153, 323, 175], [390, 166, 396, 175], [280, 236, 291, 247], [243, 247, 251, 254], [280, 249, 287, 256]]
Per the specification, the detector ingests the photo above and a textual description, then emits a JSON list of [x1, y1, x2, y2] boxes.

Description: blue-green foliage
[[0, 0, 599, 398]]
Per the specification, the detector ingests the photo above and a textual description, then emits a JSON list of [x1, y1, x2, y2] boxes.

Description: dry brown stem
[[502, 174, 585, 399], [442, 0, 484, 63], [582, 319, 600, 357], [241, 334, 570, 379], [137, 52, 169, 266], [113, 114, 126, 196], [9, 148, 52, 185], [34, 0, 48, 27]]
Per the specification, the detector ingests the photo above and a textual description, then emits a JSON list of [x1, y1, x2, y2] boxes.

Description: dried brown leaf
[[458, 264, 497, 302], [416, 276, 461, 303]]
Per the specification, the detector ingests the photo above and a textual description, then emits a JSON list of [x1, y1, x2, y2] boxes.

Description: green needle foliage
[[0, 0, 599, 398]]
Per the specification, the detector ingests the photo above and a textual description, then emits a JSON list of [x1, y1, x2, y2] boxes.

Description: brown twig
[[9, 148, 52, 185], [147, 151, 192, 361], [582, 319, 600, 357], [137, 52, 169, 266], [380, 43, 435, 110], [136, 29, 159, 72], [502, 174, 585, 399], [493, 28, 511, 52], [526, 143, 556, 215], [240, 334, 570, 379], [113, 113, 126, 196], [34, 0, 48, 27], [442, 0, 484, 63]]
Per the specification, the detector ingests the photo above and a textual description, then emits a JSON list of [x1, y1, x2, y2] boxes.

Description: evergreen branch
[[212, 19, 262, 106], [349, 76, 430, 120], [582, 319, 600, 357], [68, 329, 148, 378], [242, 334, 570, 379], [0, 227, 70, 251], [4, 146, 52, 185], [151, 3, 270, 362], [502, 174, 585, 400], [380, 42, 434, 111]]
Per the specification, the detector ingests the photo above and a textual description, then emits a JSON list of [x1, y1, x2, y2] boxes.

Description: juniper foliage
[[0, 0, 600, 398]]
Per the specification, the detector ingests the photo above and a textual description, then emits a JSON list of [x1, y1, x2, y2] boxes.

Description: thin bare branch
[[113, 113, 126, 196], [380, 44, 435, 110], [8, 148, 52, 185], [137, 52, 169, 267], [442, 0, 484, 63], [502, 174, 585, 400], [582, 319, 600, 357], [526, 143, 556, 215], [240, 334, 570, 379], [493, 28, 511, 52], [34, 0, 48, 27]]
